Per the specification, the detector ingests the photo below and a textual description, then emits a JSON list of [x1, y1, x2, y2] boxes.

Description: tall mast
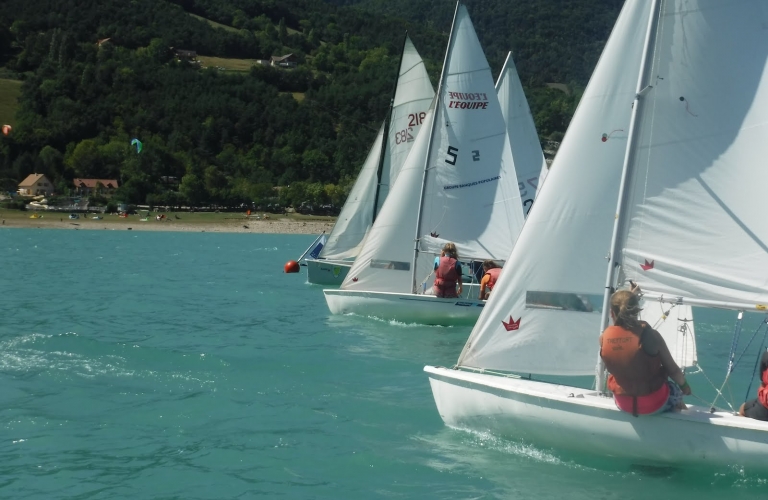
[[596, 0, 663, 393], [409, 1, 461, 294], [372, 32, 409, 222]]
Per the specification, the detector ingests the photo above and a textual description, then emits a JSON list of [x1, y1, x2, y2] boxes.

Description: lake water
[[1, 229, 766, 499]]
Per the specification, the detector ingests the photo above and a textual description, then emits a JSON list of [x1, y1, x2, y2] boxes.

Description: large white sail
[[319, 36, 434, 261], [618, 1, 768, 307], [341, 4, 524, 293], [496, 52, 547, 216], [319, 125, 384, 261], [457, 0, 654, 375], [378, 36, 437, 210]]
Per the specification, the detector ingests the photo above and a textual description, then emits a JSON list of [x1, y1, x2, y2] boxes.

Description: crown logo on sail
[[352, 277, 359, 282], [430, 231, 439, 238], [640, 259, 655, 271], [502, 316, 521, 331]]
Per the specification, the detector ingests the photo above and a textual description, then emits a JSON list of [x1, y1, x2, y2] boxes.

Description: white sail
[[496, 52, 547, 216], [341, 4, 524, 293], [618, 1, 768, 307], [319, 36, 434, 261], [378, 36, 437, 209], [457, 0, 654, 375], [319, 125, 385, 261], [640, 302, 697, 370]]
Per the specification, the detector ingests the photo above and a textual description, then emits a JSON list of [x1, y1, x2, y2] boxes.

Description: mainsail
[[318, 35, 434, 261], [341, 3, 524, 293], [495, 52, 547, 215]]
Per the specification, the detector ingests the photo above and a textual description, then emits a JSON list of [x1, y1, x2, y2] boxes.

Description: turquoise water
[[1, 229, 767, 499]]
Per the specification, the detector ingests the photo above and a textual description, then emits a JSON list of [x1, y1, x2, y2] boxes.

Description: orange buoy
[[284, 260, 300, 273]]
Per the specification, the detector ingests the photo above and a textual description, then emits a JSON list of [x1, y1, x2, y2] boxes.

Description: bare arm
[[644, 327, 690, 394]]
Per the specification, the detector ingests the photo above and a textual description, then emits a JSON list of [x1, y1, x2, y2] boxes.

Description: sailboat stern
[[425, 365, 768, 470]]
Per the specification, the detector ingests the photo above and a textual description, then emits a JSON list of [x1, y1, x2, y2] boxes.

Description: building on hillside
[[73, 178, 119, 196], [270, 54, 297, 68], [18, 174, 54, 196], [175, 49, 197, 61]]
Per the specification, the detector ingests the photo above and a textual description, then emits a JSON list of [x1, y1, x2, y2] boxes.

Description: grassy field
[[189, 12, 300, 35], [197, 56, 263, 72], [0, 78, 22, 127], [188, 13, 240, 33]]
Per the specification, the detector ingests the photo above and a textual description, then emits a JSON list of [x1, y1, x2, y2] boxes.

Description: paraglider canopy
[[2, 125, 11, 136], [131, 138, 143, 153]]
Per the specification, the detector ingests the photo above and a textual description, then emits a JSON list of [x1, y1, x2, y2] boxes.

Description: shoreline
[[0, 212, 335, 235]]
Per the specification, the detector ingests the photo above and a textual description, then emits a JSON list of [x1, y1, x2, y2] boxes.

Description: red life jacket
[[758, 369, 768, 409], [600, 323, 667, 398], [484, 267, 501, 291], [434, 257, 459, 297]]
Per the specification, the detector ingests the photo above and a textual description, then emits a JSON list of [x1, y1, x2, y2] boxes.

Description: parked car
[[68, 213, 79, 219]]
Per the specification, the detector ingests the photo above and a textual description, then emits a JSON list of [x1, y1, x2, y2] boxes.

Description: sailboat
[[495, 52, 548, 213], [426, 0, 768, 468], [304, 35, 435, 286], [323, 3, 527, 326]]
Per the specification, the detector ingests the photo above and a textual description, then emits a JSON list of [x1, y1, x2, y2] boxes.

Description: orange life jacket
[[758, 370, 768, 409], [434, 256, 459, 295], [484, 267, 501, 291], [600, 323, 667, 398]]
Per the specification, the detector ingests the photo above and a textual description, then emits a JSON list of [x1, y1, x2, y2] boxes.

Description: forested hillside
[[0, 0, 622, 209]]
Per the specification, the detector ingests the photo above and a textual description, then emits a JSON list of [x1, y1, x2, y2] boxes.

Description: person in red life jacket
[[599, 286, 691, 416], [479, 260, 501, 300], [739, 350, 768, 421], [432, 242, 463, 298]]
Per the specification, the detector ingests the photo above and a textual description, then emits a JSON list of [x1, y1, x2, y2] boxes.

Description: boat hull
[[306, 259, 352, 286], [425, 365, 768, 469], [324, 289, 485, 326]]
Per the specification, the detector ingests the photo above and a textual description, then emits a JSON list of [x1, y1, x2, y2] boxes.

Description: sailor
[[433, 242, 463, 298], [599, 285, 691, 416], [479, 260, 501, 300], [739, 350, 768, 421]]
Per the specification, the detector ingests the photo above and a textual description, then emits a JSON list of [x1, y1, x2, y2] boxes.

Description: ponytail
[[610, 290, 642, 330]]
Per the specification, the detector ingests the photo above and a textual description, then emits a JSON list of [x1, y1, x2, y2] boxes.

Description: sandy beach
[[0, 211, 335, 235]]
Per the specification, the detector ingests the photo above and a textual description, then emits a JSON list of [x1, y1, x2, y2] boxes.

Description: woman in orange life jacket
[[432, 242, 463, 298], [599, 284, 691, 416], [479, 260, 501, 300], [739, 350, 768, 421]]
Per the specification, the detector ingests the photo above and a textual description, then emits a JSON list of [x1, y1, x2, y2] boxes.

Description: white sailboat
[[305, 35, 435, 286], [495, 52, 548, 214], [324, 3, 527, 326], [426, 0, 768, 469]]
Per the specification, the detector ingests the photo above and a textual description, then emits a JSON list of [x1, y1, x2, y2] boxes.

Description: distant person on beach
[[739, 350, 768, 421], [599, 285, 691, 416], [479, 260, 501, 300], [433, 242, 462, 298]]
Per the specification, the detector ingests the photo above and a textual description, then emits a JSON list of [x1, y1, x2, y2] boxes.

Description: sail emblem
[[352, 277, 359, 282], [502, 316, 521, 331], [601, 129, 624, 142], [640, 259, 655, 271]]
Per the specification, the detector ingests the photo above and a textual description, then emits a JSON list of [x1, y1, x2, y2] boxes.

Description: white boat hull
[[324, 288, 485, 326], [306, 259, 352, 286], [425, 365, 768, 469]]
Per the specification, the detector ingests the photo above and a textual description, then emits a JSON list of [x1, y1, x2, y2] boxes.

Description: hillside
[[0, 0, 622, 209]]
